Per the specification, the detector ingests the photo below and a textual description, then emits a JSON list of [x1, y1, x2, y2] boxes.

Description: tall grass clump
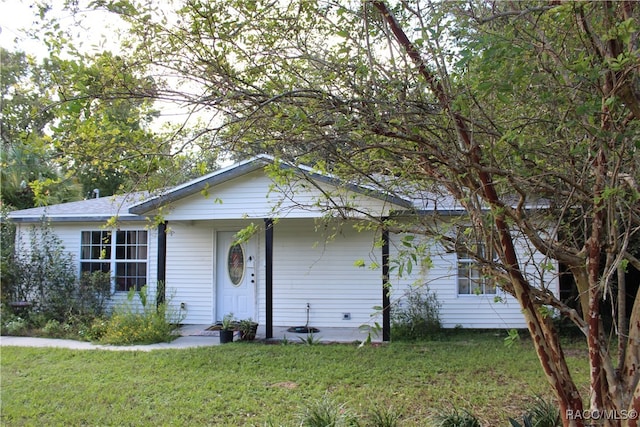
[[99, 286, 183, 345], [391, 288, 441, 340], [300, 395, 359, 427], [509, 395, 560, 427], [431, 408, 481, 427], [367, 406, 402, 427]]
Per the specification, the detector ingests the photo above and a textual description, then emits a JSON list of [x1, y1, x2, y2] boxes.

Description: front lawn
[[1, 333, 588, 426]]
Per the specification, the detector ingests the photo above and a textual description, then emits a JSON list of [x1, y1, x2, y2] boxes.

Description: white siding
[[164, 221, 214, 324], [388, 232, 559, 329], [271, 219, 382, 328], [14, 215, 558, 330], [14, 221, 158, 308], [164, 219, 266, 325], [161, 171, 401, 221]]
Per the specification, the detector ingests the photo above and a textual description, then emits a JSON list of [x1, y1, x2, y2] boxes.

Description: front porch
[[179, 324, 383, 343]]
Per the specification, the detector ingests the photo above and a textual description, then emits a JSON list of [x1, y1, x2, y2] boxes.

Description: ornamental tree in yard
[[38, 1, 639, 425]]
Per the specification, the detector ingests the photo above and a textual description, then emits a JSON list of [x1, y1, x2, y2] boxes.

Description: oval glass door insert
[[228, 243, 245, 286]]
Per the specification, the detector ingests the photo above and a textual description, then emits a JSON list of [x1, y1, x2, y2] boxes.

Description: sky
[[0, 0, 127, 57], [0, 0, 227, 160], [0, 0, 44, 53], [0, 1, 191, 125]]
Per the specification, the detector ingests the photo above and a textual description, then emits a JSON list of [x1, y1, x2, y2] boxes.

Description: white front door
[[216, 231, 256, 322]]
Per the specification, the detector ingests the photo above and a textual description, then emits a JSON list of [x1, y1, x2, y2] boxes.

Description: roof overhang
[[130, 155, 414, 215], [9, 215, 146, 224]]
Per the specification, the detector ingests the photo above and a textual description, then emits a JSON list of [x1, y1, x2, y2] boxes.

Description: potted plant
[[238, 318, 259, 341], [219, 313, 236, 343]]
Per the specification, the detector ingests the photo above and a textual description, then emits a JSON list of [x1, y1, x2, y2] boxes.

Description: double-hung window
[[457, 243, 496, 295], [80, 230, 148, 292]]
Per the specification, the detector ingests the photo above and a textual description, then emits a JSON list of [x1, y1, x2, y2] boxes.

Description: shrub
[[391, 288, 442, 340], [76, 271, 112, 319], [82, 317, 109, 341], [7, 221, 77, 321], [0, 211, 17, 305], [527, 396, 560, 427], [42, 319, 65, 337], [99, 286, 184, 345], [3, 317, 28, 335]]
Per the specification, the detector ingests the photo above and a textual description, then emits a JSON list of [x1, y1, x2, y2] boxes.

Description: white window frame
[[457, 243, 496, 296], [80, 230, 148, 293]]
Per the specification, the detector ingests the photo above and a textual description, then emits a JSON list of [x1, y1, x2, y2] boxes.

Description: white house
[[7, 155, 558, 340]]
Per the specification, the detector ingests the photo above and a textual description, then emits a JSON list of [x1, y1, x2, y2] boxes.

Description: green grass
[[1, 333, 588, 426]]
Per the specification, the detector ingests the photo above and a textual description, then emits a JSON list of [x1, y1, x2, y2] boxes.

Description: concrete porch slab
[[179, 324, 382, 343]]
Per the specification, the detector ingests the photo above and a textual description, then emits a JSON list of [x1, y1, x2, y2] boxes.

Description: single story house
[[8, 155, 558, 340]]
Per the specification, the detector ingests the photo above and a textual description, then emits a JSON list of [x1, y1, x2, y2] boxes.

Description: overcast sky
[[1, 0, 42, 53], [1, 0, 126, 57]]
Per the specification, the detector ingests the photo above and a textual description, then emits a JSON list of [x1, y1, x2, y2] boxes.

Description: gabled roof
[[8, 155, 414, 223], [128, 156, 270, 214], [128, 154, 414, 215]]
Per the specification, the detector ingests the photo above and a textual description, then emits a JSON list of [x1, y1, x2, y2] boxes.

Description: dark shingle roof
[[7, 192, 149, 223]]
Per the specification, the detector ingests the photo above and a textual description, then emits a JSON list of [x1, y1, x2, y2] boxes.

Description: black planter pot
[[220, 329, 234, 343]]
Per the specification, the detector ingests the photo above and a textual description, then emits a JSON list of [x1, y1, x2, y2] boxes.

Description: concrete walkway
[[0, 324, 380, 351], [0, 334, 220, 351], [0, 324, 222, 351]]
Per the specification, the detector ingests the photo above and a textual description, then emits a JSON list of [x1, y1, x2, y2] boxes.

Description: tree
[[0, 48, 84, 208], [0, 46, 194, 205], [46, 51, 172, 196], [36, 1, 640, 425]]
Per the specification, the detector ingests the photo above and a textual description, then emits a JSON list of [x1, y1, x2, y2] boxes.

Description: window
[[80, 230, 111, 274], [457, 244, 496, 295], [227, 243, 245, 286], [81, 230, 148, 292]]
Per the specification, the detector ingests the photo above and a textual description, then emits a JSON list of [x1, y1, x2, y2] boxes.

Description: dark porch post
[[264, 218, 274, 339], [156, 221, 167, 307], [382, 224, 391, 342]]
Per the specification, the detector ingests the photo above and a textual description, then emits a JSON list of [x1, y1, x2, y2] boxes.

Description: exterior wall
[[271, 218, 382, 328], [164, 219, 266, 325], [14, 221, 158, 307], [160, 170, 399, 220], [13, 216, 558, 330], [162, 218, 382, 329], [388, 232, 559, 329], [164, 221, 214, 324]]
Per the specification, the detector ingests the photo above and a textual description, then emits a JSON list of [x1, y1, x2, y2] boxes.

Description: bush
[[76, 271, 112, 319], [82, 317, 109, 341], [6, 221, 77, 321], [99, 286, 184, 345], [298, 397, 403, 427], [391, 288, 442, 340], [42, 319, 65, 337], [2, 315, 28, 336], [0, 211, 17, 304]]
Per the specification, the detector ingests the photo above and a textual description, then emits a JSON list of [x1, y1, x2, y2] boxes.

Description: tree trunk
[[370, 3, 586, 424], [618, 264, 627, 377]]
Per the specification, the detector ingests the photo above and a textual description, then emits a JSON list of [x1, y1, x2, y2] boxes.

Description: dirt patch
[[268, 381, 299, 389]]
